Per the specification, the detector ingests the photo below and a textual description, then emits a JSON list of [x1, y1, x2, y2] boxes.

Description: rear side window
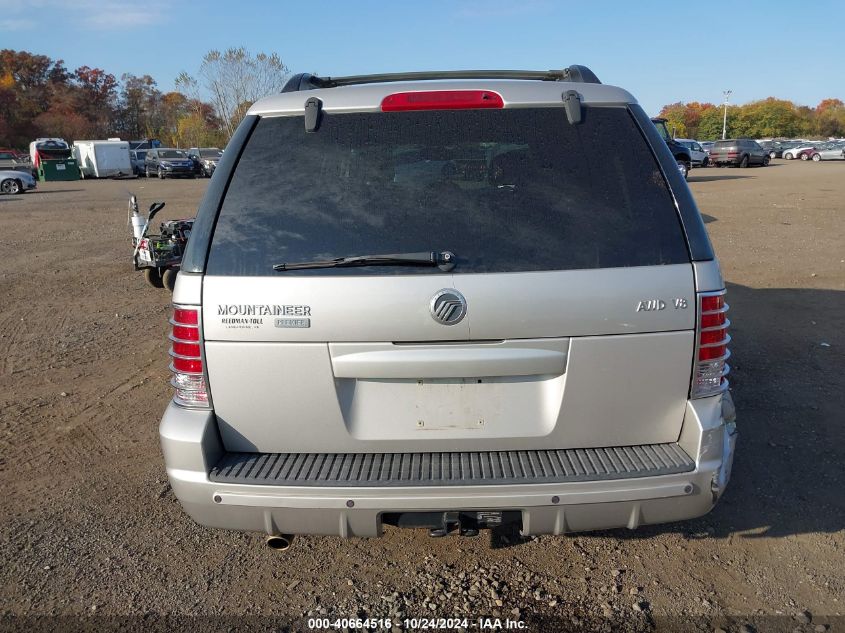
[[207, 107, 689, 276]]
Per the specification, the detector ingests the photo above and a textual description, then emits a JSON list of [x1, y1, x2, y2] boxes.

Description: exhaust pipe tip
[[265, 534, 294, 551]]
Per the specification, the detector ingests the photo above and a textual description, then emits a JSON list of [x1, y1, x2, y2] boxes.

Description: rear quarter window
[[207, 106, 690, 276]]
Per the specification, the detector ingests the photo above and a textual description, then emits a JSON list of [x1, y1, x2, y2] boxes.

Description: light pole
[[722, 90, 732, 140]]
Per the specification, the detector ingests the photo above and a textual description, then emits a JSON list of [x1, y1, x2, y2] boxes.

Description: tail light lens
[[169, 305, 209, 407], [692, 290, 730, 398]]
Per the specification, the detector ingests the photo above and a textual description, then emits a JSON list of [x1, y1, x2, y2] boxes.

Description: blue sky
[[2, 0, 843, 115]]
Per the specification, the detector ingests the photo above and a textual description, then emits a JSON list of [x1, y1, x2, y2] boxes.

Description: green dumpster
[[39, 158, 80, 181]]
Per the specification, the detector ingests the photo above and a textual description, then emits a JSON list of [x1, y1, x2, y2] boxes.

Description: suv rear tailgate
[[202, 264, 694, 454], [198, 102, 699, 456]]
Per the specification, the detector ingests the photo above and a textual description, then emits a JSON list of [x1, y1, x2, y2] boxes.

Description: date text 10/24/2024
[[307, 617, 528, 630]]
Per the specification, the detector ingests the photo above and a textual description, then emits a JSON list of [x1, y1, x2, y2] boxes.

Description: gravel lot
[[0, 161, 843, 633]]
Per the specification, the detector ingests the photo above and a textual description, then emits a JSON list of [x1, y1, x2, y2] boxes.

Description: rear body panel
[[203, 264, 695, 453]]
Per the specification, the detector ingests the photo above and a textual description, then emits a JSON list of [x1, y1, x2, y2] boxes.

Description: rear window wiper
[[273, 250, 456, 272]]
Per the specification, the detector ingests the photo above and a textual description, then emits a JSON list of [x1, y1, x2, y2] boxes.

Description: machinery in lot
[[160, 65, 736, 545], [128, 195, 193, 291]]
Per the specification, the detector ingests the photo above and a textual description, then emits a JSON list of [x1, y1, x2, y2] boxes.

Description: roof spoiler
[[281, 65, 600, 93]]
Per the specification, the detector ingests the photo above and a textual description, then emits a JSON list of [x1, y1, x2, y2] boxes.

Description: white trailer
[[73, 140, 132, 178]]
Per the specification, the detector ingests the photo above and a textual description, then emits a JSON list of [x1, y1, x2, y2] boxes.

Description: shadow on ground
[[691, 173, 756, 183], [28, 189, 86, 195]]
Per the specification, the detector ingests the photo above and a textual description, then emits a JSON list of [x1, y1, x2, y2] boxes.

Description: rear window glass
[[713, 141, 735, 149], [207, 107, 689, 276]]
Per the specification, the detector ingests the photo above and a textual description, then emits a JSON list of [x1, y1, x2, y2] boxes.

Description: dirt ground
[[0, 161, 843, 633]]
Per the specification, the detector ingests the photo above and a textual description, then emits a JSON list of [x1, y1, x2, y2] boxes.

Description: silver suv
[[160, 66, 737, 544]]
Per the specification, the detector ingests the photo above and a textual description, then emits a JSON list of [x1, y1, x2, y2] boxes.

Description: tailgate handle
[[331, 348, 566, 379]]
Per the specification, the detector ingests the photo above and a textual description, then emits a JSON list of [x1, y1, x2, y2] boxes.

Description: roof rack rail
[[281, 65, 600, 93]]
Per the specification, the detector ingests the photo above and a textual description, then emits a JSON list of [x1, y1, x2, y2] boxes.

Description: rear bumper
[[159, 394, 737, 537]]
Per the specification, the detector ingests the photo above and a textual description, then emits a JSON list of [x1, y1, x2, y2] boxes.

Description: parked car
[[0, 169, 37, 194], [130, 150, 147, 176], [160, 65, 736, 545], [766, 141, 798, 159], [782, 144, 816, 160], [676, 139, 709, 167], [187, 147, 223, 177], [757, 141, 776, 156], [809, 144, 845, 161], [0, 147, 25, 160], [0, 149, 32, 173], [709, 139, 770, 167], [699, 141, 714, 155], [651, 117, 692, 178], [144, 148, 195, 179]]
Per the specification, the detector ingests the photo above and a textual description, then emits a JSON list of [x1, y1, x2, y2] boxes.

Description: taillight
[[169, 305, 209, 407], [381, 90, 504, 112], [692, 290, 730, 398]]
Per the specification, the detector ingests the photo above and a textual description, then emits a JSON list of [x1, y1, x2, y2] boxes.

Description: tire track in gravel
[[0, 308, 33, 377]]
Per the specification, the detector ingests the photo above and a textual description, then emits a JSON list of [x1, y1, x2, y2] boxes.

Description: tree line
[[3, 47, 844, 149], [0, 48, 288, 150], [658, 97, 845, 140]]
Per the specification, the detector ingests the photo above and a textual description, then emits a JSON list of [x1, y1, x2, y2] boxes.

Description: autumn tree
[[0, 50, 70, 146], [659, 97, 845, 140], [735, 98, 803, 138], [657, 102, 689, 137], [696, 107, 727, 140], [116, 74, 160, 139], [178, 48, 289, 139], [72, 66, 118, 137], [814, 99, 845, 137], [657, 101, 720, 139], [0, 49, 246, 148]]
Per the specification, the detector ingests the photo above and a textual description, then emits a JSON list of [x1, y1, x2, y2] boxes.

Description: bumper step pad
[[209, 443, 694, 487]]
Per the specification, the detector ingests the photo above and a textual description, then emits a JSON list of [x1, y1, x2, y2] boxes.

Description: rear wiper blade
[[273, 250, 456, 272]]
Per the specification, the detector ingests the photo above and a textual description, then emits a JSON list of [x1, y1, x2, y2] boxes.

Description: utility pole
[[722, 90, 732, 140]]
